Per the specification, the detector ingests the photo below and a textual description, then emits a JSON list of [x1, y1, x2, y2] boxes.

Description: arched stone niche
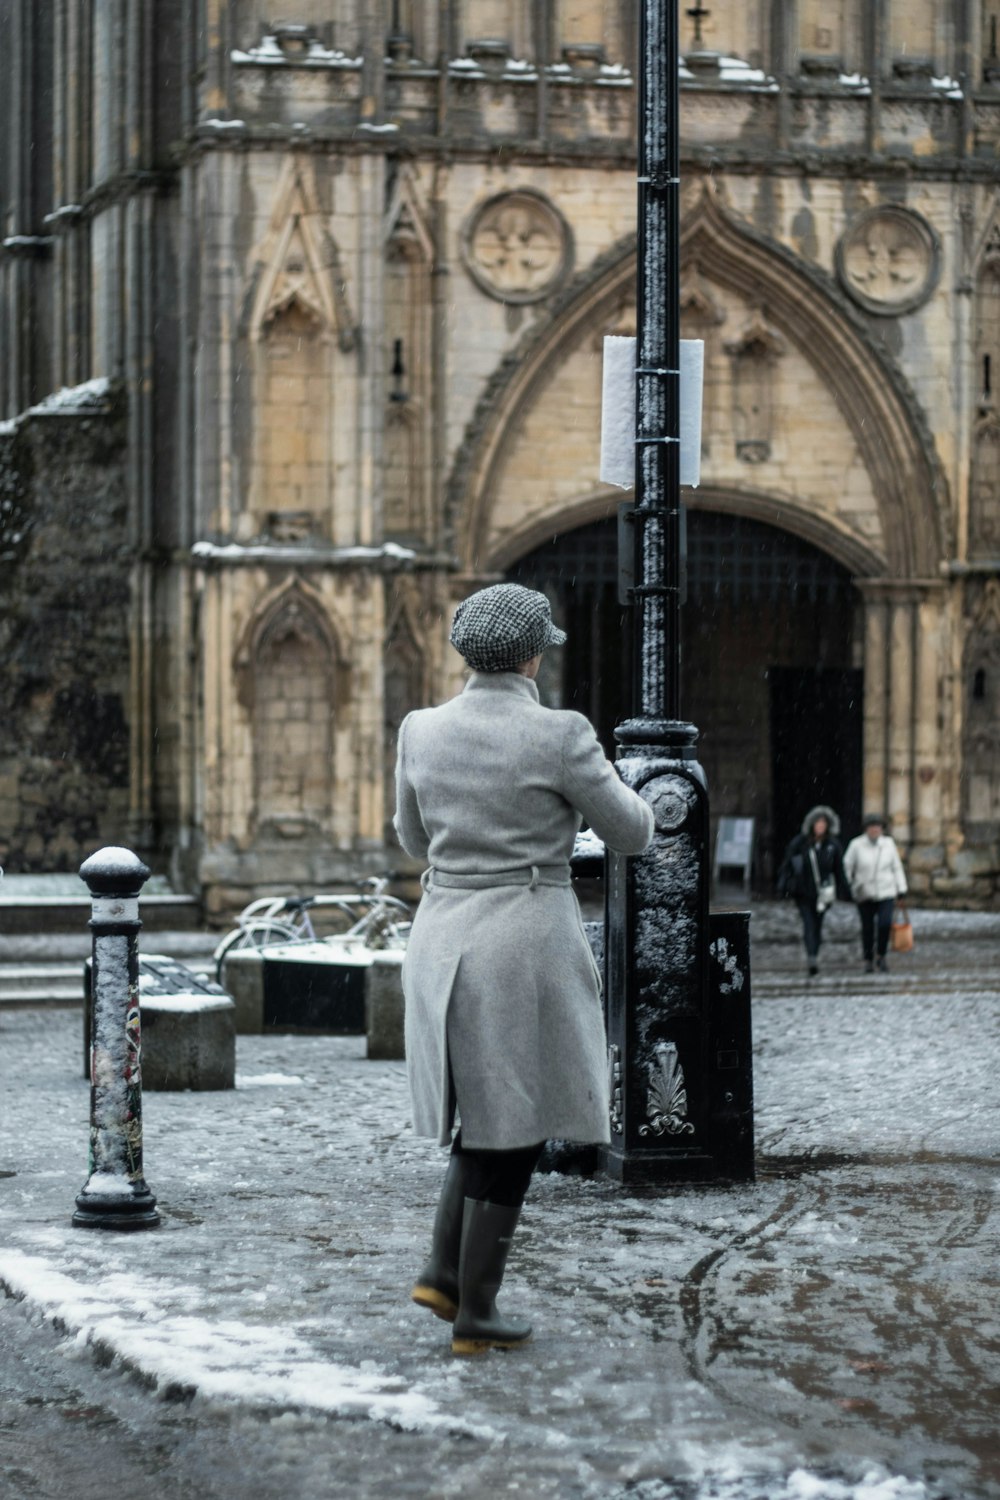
[[234, 580, 347, 838]]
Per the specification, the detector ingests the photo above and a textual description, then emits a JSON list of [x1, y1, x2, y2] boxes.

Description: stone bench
[[84, 955, 236, 1090], [219, 941, 405, 1059]]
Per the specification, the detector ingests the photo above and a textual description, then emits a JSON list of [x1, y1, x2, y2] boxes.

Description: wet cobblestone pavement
[[1, 902, 998, 1500]]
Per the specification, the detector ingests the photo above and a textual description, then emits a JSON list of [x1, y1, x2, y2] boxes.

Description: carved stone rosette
[[461, 190, 572, 304], [835, 205, 940, 317]]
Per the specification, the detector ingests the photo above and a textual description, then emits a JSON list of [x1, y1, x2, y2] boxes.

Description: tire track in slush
[[678, 1184, 808, 1424], [679, 1162, 1000, 1475]]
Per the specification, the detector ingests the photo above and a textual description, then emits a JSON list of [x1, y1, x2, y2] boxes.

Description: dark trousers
[[795, 899, 827, 959], [858, 898, 895, 960], [450, 1131, 545, 1209]]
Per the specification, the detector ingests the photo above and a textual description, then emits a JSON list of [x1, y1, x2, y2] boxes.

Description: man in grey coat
[[394, 583, 653, 1355]]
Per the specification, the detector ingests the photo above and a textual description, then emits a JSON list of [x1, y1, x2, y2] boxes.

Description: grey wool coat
[[393, 671, 654, 1151]]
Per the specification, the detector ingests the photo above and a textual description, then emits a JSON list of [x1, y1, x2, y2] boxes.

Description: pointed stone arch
[[247, 156, 357, 349], [234, 578, 347, 836], [234, 575, 345, 688], [448, 184, 950, 579], [488, 481, 885, 581], [384, 164, 436, 268]]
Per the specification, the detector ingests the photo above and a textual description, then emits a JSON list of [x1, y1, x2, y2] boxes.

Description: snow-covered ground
[[1, 925, 999, 1499]]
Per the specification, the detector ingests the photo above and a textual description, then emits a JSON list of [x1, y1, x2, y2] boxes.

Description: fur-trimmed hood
[[800, 804, 841, 838]]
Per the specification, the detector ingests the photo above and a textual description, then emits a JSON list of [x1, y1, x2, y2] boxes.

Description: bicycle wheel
[[214, 919, 299, 983]]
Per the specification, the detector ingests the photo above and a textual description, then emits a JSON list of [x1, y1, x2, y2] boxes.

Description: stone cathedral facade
[[1, 2, 998, 910]]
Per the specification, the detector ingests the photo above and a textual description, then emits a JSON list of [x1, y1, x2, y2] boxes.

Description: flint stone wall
[[0, 396, 131, 873]]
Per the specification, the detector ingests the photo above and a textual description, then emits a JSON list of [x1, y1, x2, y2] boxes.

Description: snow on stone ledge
[[137, 989, 234, 1013], [27, 377, 114, 416], [191, 540, 417, 564], [231, 36, 362, 68]]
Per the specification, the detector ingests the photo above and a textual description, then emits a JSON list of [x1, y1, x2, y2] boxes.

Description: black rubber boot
[[451, 1198, 532, 1355], [410, 1155, 468, 1322]]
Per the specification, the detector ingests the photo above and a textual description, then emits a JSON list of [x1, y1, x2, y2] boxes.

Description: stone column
[[860, 582, 890, 827], [859, 579, 951, 876], [912, 583, 951, 850]]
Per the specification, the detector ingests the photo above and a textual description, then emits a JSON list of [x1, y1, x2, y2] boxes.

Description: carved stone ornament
[[608, 1043, 624, 1136], [836, 206, 940, 316], [462, 190, 571, 304], [638, 1041, 696, 1137]]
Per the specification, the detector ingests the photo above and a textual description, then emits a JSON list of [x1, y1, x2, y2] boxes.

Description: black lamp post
[[602, 0, 754, 1184]]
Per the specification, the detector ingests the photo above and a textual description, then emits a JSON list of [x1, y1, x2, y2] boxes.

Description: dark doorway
[[769, 666, 864, 858], [507, 509, 863, 882]]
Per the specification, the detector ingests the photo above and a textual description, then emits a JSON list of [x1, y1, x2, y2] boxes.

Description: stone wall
[[0, 393, 131, 872]]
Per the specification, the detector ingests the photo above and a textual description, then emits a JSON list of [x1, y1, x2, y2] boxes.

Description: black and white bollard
[[73, 847, 160, 1230]]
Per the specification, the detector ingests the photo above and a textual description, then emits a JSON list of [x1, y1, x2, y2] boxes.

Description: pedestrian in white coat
[[394, 583, 654, 1356], [843, 814, 908, 973]]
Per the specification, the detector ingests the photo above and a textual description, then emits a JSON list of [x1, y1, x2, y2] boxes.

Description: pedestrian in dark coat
[[394, 583, 653, 1356], [775, 804, 848, 977]]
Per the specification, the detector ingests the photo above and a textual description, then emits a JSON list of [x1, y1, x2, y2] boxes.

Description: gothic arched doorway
[[507, 511, 864, 879]]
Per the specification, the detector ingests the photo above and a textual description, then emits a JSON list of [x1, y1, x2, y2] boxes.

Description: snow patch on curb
[[0, 1252, 495, 1439]]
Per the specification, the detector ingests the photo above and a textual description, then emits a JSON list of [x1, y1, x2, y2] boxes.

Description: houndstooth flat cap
[[450, 584, 567, 672]]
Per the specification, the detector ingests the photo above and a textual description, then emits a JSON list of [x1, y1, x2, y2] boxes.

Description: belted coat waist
[[421, 863, 572, 892], [394, 671, 654, 1151]]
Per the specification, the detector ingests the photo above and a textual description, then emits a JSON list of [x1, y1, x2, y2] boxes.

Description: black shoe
[[876, 956, 889, 973], [451, 1199, 532, 1355], [808, 961, 819, 977], [864, 960, 874, 974], [411, 1154, 469, 1323]]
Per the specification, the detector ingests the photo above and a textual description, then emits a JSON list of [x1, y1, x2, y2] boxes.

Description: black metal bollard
[[73, 847, 160, 1230]]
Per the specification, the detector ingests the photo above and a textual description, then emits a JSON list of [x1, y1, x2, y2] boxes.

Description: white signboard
[[600, 336, 704, 490]]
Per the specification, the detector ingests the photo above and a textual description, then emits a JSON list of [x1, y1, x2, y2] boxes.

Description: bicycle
[[213, 877, 412, 983]]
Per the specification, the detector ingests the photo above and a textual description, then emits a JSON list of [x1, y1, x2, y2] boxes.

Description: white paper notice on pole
[[599, 336, 637, 489], [678, 339, 703, 488], [599, 336, 704, 489]]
